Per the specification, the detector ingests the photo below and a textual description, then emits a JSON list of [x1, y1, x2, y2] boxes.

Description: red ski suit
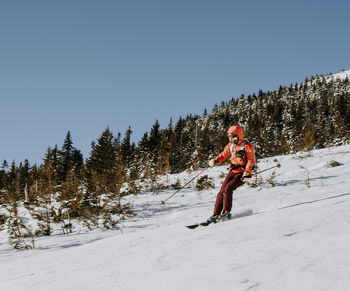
[[213, 126, 255, 215]]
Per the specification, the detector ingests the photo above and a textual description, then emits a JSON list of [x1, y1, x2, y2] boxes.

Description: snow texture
[[1, 145, 350, 291]]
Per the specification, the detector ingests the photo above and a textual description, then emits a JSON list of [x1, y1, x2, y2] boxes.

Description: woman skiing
[[208, 125, 255, 222]]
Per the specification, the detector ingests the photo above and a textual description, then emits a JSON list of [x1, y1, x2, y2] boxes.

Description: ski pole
[[161, 166, 210, 205], [253, 163, 281, 175]]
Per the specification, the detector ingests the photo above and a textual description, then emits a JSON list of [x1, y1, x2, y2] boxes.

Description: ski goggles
[[227, 133, 238, 139]]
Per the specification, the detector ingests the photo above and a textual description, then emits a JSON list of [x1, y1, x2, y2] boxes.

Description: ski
[[185, 221, 213, 229], [186, 210, 254, 229], [185, 219, 225, 229]]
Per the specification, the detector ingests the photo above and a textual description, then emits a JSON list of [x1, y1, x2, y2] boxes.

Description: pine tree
[[57, 131, 84, 183], [170, 117, 187, 172], [6, 199, 35, 249], [57, 168, 84, 232], [18, 160, 30, 196], [57, 132, 73, 182], [2, 160, 8, 170], [34, 148, 56, 236], [279, 134, 291, 154], [121, 126, 135, 168], [195, 124, 213, 167], [299, 125, 316, 152], [148, 120, 162, 177], [157, 127, 172, 178], [27, 164, 39, 203], [51, 145, 60, 176], [85, 128, 132, 228], [0, 168, 7, 196]]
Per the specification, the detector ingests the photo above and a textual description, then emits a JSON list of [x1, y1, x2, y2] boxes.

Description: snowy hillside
[[331, 69, 350, 81], [1, 145, 350, 291]]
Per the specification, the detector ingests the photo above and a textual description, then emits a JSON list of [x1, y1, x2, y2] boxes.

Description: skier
[[207, 125, 255, 222]]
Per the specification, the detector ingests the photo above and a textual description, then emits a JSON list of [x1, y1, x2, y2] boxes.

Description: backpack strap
[[230, 140, 247, 158], [240, 140, 247, 151]]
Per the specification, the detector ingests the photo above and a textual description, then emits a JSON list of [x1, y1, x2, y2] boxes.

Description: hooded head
[[227, 125, 244, 144]]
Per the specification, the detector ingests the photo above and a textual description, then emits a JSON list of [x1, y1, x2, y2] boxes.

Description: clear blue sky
[[1, 0, 349, 165]]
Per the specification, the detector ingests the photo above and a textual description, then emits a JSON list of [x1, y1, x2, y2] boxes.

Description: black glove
[[241, 171, 252, 182]]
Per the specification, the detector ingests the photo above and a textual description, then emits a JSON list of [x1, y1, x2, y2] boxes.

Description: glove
[[241, 171, 252, 182], [209, 159, 217, 167]]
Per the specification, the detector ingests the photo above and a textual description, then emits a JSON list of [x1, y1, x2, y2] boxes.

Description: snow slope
[[331, 69, 350, 81], [1, 145, 350, 291]]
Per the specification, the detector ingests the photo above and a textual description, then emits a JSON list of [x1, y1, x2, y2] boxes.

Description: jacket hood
[[227, 125, 244, 143]]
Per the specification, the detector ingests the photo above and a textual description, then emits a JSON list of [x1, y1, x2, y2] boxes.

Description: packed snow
[[1, 144, 350, 291]]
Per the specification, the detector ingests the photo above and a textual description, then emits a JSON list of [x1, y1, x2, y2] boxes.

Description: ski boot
[[207, 214, 219, 223], [218, 210, 231, 221]]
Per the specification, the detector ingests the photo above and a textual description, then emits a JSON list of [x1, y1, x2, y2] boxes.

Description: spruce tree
[[148, 120, 162, 175], [58, 131, 83, 183], [2, 160, 8, 170], [35, 148, 56, 236], [85, 128, 131, 227], [120, 126, 135, 168]]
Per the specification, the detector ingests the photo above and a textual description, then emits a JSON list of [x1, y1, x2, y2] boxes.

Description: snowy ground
[[1, 145, 350, 291]]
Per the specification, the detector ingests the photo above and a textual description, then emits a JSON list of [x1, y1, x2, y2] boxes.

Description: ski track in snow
[[1, 145, 350, 290]]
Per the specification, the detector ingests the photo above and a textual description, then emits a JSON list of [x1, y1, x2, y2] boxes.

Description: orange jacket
[[215, 126, 255, 174]]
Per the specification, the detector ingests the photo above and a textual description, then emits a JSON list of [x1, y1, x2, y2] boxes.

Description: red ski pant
[[213, 171, 244, 215]]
